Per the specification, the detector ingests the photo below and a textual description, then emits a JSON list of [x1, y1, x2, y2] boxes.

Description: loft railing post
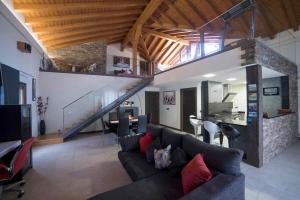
[[200, 31, 205, 57], [221, 21, 228, 50], [249, 5, 256, 39]]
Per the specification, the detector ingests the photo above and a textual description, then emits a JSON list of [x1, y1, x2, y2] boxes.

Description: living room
[[0, 0, 300, 200]]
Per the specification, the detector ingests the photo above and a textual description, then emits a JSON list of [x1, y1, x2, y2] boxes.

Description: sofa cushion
[[139, 132, 153, 154], [168, 147, 188, 177], [88, 173, 184, 200], [118, 151, 160, 181], [182, 135, 243, 175], [181, 154, 212, 194], [147, 124, 163, 139], [120, 134, 144, 152], [146, 137, 162, 163], [154, 145, 172, 169], [162, 128, 183, 150]]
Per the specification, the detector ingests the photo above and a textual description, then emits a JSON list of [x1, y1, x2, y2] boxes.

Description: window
[[205, 42, 221, 55]]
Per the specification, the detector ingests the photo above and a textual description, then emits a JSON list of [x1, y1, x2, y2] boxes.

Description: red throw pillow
[[181, 154, 212, 194], [139, 132, 153, 154]]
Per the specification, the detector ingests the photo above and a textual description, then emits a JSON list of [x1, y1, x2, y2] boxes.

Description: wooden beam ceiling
[[11, 0, 300, 67], [143, 28, 189, 45], [14, 1, 148, 12]]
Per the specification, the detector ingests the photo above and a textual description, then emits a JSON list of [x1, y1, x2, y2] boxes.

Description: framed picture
[[32, 78, 36, 101], [248, 84, 257, 92], [248, 102, 257, 112], [248, 93, 257, 101], [163, 91, 176, 105], [113, 56, 130, 68], [263, 87, 279, 96]]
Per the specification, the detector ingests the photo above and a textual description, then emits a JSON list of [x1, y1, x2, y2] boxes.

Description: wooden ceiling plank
[[150, 39, 166, 60], [255, 1, 277, 37], [39, 23, 133, 41], [48, 33, 126, 50], [25, 9, 142, 24], [153, 40, 172, 62], [281, 0, 299, 31], [43, 28, 130, 44], [46, 31, 127, 48], [123, 0, 164, 48], [32, 17, 137, 33], [143, 28, 189, 45], [14, 1, 148, 12], [148, 36, 160, 52], [161, 43, 181, 64], [140, 35, 150, 60], [157, 42, 177, 63], [164, 0, 195, 29]]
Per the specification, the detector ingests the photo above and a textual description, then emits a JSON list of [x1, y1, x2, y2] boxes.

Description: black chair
[[117, 117, 130, 138], [109, 112, 118, 121], [219, 124, 240, 148], [147, 113, 152, 124], [133, 115, 147, 134]]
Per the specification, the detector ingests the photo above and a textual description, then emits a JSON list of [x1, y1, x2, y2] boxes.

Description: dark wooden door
[[181, 87, 197, 133], [145, 91, 159, 124]]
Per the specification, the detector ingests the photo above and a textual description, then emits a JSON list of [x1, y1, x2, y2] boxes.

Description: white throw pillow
[[154, 145, 172, 169]]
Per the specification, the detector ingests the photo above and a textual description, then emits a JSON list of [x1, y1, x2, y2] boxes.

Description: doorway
[[145, 91, 159, 124], [19, 82, 27, 104], [180, 87, 197, 133]]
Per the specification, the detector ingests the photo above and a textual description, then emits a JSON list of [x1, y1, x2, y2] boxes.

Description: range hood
[[222, 92, 237, 102]]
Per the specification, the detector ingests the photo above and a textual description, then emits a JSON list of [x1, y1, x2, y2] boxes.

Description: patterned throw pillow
[[146, 138, 162, 163], [154, 145, 172, 169]]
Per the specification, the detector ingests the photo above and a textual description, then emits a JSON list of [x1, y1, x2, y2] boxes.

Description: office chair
[[0, 138, 34, 198]]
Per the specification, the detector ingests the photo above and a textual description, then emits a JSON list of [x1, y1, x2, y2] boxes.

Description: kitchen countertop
[[199, 112, 248, 126]]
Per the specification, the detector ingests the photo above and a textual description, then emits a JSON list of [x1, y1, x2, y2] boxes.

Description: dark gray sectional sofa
[[89, 124, 245, 200]]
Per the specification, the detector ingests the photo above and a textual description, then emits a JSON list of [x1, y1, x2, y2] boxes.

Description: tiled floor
[[3, 133, 300, 200]]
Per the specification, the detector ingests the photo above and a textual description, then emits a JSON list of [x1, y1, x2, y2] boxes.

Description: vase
[[40, 120, 46, 135]]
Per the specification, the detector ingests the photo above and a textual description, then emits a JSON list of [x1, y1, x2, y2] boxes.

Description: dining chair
[[117, 116, 130, 138], [136, 115, 147, 134]]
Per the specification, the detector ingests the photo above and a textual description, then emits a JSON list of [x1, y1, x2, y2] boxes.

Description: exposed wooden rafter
[[143, 28, 189, 45]]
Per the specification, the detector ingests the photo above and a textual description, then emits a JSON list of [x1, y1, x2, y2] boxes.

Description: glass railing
[[62, 84, 132, 131], [40, 56, 154, 78]]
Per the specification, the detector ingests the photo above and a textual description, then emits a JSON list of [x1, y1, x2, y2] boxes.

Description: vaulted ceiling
[[13, 0, 300, 66]]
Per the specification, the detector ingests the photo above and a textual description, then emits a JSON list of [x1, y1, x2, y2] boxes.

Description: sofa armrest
[[179, 173, 245, 200], [119, 134, 144, 152]]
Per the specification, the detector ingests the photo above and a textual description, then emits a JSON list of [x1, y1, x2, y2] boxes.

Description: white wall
[[0, 3, 44, 137], [159, 82, 201, 129], [229, 84, 247, 113], [106, 43, 144, 75], [39, 72, 140, 134]]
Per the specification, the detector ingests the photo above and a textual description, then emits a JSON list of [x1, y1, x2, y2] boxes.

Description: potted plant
[[37, 96, 49, 135]]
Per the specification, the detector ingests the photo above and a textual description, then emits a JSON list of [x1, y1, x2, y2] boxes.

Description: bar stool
[[203, 121, 220, 144], [189, 115, 203, 138], [219, 124, 240, 148]]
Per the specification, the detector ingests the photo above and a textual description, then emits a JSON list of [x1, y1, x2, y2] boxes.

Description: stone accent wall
[[263, 114, 297, 163], [255, 41, 298, 164], [49, 41, 107, 73]]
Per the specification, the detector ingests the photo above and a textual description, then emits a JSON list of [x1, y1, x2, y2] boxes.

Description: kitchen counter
[[199, 112, 248, 126]]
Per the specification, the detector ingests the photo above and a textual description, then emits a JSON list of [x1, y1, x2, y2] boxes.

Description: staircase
[[62, 77, 153, 140]]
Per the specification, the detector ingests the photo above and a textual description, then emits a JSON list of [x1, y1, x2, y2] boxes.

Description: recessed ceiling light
[[203, 73, 216, 78], [226, 78, 237, 81]]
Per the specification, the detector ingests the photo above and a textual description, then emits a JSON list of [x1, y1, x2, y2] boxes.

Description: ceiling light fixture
[[226, 78, 237, 81], [203, 73, 216, 78]]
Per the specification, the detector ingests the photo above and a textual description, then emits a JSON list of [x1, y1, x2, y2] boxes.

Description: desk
[[109, 118, 138, 125], [0, 140, 21, 158]]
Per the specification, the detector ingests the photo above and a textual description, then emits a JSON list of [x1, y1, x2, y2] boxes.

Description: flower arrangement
[[37, 96, 49, 120]]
